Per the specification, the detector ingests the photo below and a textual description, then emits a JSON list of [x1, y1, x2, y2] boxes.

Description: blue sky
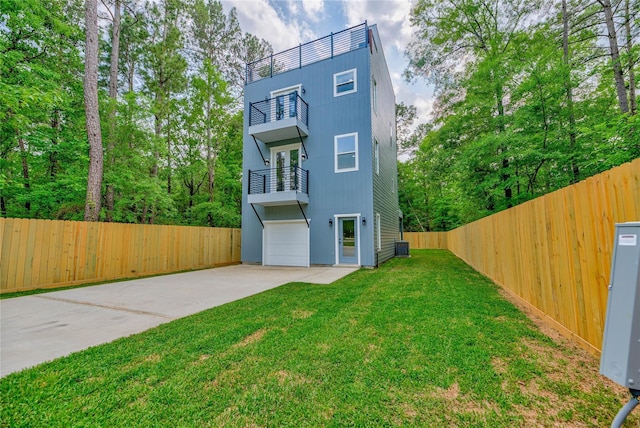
[[221, 0, 434, 124]]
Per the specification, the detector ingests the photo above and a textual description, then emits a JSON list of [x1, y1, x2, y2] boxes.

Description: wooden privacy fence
[[405, 158, 640, 356], [0, 219, 241, 294]]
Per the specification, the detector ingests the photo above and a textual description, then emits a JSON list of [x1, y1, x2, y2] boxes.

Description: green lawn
[[1, 250, 636, 427]]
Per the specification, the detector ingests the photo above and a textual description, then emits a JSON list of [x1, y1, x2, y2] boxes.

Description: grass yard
[[1, 250, 636, 427]]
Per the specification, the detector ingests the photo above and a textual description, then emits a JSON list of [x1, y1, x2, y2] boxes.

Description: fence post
[[262, 174, 266, 194], [299, 44, 302, 69], [270, 54, 273, 77]]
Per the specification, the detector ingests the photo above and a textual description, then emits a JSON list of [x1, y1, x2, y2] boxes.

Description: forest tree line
[[1, 0, 271, 226], [2, 0, 638, 231], [398, 0, 638, 231]]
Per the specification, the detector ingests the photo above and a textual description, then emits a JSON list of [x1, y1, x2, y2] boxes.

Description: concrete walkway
[[0, 264, 358, 377]]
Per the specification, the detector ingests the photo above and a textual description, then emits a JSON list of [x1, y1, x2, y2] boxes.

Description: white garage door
[[263, 221, 309, 267]]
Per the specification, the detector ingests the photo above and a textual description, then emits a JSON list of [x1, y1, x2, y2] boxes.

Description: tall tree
[[105, 0, 122, 221], [140, 0, 186, 222], [598, 0, 630, 113], [83, 0, 103, 221], [406, 0, 543, 207]]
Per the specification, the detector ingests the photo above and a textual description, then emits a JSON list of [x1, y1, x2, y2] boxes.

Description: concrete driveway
[[0, 264, 358, 377]]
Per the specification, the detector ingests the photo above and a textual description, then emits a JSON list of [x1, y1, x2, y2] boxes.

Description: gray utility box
[[600, 222, 640, 389]]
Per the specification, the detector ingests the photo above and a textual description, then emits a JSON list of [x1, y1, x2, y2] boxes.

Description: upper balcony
[[246, 22, 369, 84], [248, 93, 309, 143]]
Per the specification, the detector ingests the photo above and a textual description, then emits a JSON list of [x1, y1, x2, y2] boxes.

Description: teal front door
[[338, 217, 358, 264]]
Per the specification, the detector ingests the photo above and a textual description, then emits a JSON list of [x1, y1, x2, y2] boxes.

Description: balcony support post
[[297, 201, 309, 228], [250, 203, 264, 229], [296, 127, 308, 160], [252, 135, 269, 165]]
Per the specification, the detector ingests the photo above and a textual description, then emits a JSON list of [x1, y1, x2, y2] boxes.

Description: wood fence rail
[[0, 219, 241, 294], [405, 158, 640, 356]]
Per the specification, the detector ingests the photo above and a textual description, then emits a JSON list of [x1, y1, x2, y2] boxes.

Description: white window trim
[[334, 132, 359, 173], [270, 84, 302, 99], [373, 78, 377, 112], [374, 139, 380, 175], [376, 213, 381, 252], [334, 69, 357, 97]]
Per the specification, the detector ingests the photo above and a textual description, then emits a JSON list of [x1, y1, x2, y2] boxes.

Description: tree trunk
[[563, 0, 579, 183], [625, 0, 637, 115], [494, 77, 511, 205], [106, 0, 121, 222], [206, 95, 215, 202], [84, 0, 104, 222], [167, 121, 172, 194], [49, 108, 60, 180], [17, 132, 31, 213], [600, 0, 629, 114]]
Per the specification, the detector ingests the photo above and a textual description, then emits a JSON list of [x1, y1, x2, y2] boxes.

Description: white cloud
[[302, 0, 324, 21], [342, 0, 413, 53], [223, 0, 306, 51]]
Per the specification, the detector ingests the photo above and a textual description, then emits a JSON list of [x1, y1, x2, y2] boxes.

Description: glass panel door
[[275, 151, 285, 191], [275, 95, 285, 120], [339, 217, 358, 264], [290, 148, 299, 191], [271, 145, 300, 193]]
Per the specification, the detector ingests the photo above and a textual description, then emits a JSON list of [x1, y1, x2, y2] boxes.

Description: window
[[373, 79, 377, 111], [390, 123, 393, 146], [334, 69, 357, 97], [376, 213, 381, 252], [374, 139, 379, 175], [334, 133, 358, 172]]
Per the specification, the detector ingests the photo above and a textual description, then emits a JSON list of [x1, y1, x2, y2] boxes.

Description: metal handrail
[[248, 166, 309, 195], [246, 22, 368, 84], [249, 92, 309, 127]]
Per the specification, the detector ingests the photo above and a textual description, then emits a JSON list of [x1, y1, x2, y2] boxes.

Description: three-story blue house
[[242, 22, 399, 267]]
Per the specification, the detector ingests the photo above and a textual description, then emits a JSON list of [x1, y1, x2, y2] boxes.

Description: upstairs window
[[374, 139, 379, 175], [373, 79, 378, 111], [334, 69, 357, 97], [335, 133, 358, 172]]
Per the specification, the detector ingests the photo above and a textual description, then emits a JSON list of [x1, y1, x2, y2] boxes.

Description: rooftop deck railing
[[246, 22, 368, 84], [249, 92, 308, 127]]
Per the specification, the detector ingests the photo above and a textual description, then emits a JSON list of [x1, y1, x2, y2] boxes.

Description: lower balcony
[[248, 167, 309, 206]]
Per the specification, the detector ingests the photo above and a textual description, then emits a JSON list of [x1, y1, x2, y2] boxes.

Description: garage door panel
[[263, 221, 309, 267]]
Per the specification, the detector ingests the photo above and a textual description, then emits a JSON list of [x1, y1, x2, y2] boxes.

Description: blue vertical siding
[[242, 24, 397, 267]]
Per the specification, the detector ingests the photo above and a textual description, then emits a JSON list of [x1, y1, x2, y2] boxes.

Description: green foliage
[[0, 0, 271, 225], [402, 0, 639, 230]]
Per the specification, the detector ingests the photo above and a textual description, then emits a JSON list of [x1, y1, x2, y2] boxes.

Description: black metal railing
[[248, 167, 309, 195], [249, 92, 309, 127], [246, 22, 368, 84]]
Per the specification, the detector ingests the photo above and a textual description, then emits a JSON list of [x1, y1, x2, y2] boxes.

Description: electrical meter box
[[600, 222, 640, 389]]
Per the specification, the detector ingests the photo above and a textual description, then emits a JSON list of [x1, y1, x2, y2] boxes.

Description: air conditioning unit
[[395, 241, 409, 257]]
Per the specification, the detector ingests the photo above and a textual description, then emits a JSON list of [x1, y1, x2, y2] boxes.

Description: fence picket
[[0, 222, 241, 294]]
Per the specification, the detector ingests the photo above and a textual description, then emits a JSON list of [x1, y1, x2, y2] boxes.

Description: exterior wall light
[[362, 217, 366, 225], [329, 218, 333, 227]]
